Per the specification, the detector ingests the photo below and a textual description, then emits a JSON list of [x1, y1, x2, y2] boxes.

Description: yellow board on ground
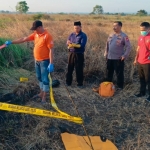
[[61, 133, 118, 150]]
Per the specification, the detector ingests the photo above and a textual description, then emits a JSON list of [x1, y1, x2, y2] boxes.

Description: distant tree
[[32, 14, 43, 20], [16, 1, 29, 13], [89, 12, 95, 15], [136, 10, 147, 16], [58, 12, 66, 15], [6, 11, 10, 13], [105, 12, 110, 15], [0, 10, 10, 13], [92, 5, 103, 15], [120, 12, 126, 16], [0, 10, 5, 13]]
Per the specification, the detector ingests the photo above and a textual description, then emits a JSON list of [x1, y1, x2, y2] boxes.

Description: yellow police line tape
[[0, 74, 83, 124], [0, 102, 82, 123], [48, 73, 83, 124]]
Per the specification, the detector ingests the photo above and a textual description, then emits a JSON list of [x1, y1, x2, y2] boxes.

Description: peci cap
[[74, 21, 81, 26], [30, 20, 43, 30]]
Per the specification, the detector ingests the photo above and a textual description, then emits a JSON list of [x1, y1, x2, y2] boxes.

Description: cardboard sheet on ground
[[61, 133, 118, 150]]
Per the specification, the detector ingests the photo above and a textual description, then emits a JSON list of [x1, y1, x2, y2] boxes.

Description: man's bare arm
[[134, 46, 140, 65], [49, 48, 53, 64], [12, 37, 29, 44]]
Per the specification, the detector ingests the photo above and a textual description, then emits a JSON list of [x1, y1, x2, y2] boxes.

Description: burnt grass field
[[0, 14, 150, 150], [0, 63, 150, 150]]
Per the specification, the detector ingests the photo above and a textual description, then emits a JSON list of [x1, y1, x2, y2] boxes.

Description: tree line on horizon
[[0, 1, 149, 16]]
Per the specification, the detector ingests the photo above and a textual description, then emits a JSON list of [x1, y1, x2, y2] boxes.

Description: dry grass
[[0, 14, 150, 150]]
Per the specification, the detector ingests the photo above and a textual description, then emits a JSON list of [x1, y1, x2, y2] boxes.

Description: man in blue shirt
[[66, 21, 87, 87]]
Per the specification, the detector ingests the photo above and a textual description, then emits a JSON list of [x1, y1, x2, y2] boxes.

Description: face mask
[[141, 31, 148, 36]]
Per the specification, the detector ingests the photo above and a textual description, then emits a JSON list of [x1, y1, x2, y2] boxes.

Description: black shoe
[[134, 93, 145, 97], [116, 87, 123, 91], [77, 84, 83, 88], [146, 96, 150, 102], [66, 83, 71, 86], [116, 85, 123, 91], [117, 85, 123, 89]]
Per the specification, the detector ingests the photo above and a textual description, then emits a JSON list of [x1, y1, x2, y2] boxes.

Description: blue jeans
[[35, 59, 49, 92]]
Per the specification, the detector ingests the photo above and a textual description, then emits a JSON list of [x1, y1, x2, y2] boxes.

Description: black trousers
[[106, 59, 124, 88], [138, 63, 150, 95], [66, 52, 84, 85]]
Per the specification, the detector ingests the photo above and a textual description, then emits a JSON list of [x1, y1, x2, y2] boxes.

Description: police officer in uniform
[[104, 21, 131, 89]]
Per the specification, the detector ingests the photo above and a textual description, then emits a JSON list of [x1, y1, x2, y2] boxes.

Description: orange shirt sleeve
[[46, 33, 54, 49], [27, 33, 35, 41]]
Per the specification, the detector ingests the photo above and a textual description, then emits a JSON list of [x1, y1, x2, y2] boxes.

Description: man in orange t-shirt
[[5, 20, 54, 103]]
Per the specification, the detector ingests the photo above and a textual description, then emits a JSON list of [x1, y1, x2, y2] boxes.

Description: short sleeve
[[147, 39, 150, 50], [124, 36, 130, 42], [46, 33, 54, 49], [124, 36, 131, 46], [27, 33, 35, 41]]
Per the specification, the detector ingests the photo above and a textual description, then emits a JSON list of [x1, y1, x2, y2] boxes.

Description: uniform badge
[[125, 37, 129, 41]]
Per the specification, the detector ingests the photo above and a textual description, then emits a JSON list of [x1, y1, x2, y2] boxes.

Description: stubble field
[[0, 14, 150, 150]]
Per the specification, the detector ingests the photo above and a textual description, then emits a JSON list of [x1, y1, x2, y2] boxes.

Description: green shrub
[[32, 14, 51, 20], [0, 38, 30, 68], [32, 14, 43, 20], [42, 14, 51, 20]]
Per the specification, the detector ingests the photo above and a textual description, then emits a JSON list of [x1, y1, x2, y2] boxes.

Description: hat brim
[[30, 27, 36, 30]]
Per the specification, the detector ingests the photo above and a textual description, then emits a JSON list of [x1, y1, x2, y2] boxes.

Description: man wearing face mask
[[104, 21, 131, 89], [66, 21, 87, 87], [4, 20, 54, 103], [134, 22, 150, 101]]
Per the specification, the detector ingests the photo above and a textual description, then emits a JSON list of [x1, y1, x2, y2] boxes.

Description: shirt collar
[[35, 29, 47, 36], [73, 31, 82, 36], [114, 31, 122, 36]]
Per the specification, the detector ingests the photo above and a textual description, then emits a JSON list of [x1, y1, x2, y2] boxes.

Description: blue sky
[[0, 0, 149, 13]]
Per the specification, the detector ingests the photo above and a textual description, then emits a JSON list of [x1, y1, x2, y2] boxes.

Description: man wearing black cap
[[4, 20, 54, 103], [66, 21, 87, 87]]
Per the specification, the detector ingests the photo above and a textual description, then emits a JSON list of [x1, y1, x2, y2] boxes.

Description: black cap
[[74, 21, 81, 26], [30, 20, 43, 30]]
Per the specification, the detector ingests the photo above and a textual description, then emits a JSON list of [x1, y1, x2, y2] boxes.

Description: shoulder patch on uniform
[[125, 36, 129, 41]]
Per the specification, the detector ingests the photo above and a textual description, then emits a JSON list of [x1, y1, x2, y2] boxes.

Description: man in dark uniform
[[66, 21, 87, 87]]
